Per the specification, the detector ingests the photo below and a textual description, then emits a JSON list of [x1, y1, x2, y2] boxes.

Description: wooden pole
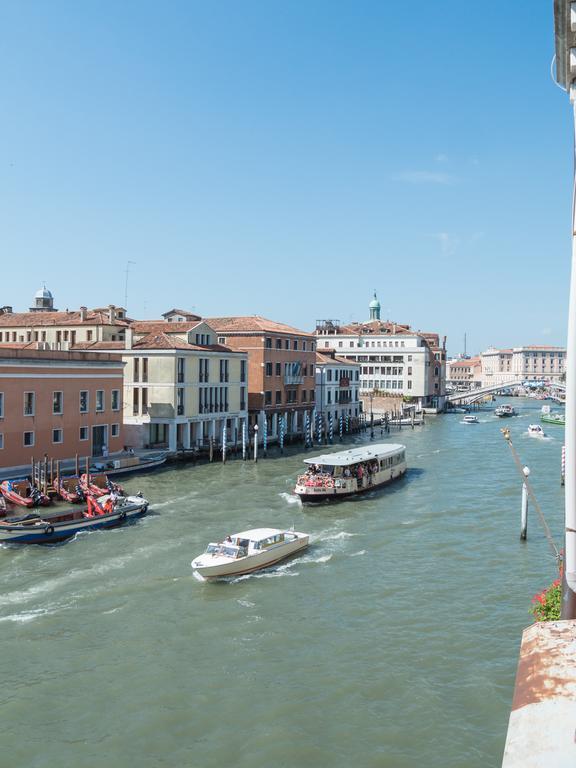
[[85, 456, 90, 487], [43, 454, 48, 495], [75, 453, 79, 477], [521, 467, 530, 540], [209, 436, 213, 463], [31, 456, 35, 484]]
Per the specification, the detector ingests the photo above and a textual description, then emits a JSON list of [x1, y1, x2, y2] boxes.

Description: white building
[[481, 345, 566, 387], [315, 351, 361, 431], [315, 294, 446, 410]]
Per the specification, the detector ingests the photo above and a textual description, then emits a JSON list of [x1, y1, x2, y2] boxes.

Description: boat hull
[[192, 536, 309, 579], [0, 497, 149, 544]]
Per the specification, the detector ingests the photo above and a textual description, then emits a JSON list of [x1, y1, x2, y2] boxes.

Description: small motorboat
[[80, 473, 124, 498], [0, 479, 51, 508], [191, 527, 309, 580], [462, 415, 479, 424], [0, 493, 149, 544], [528, 424, 546, 438], [56, 476, 85, 504]]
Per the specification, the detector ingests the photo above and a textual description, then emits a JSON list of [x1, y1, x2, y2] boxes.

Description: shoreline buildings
[[480, 346, 566, 387], [315, 294, 447, 410]]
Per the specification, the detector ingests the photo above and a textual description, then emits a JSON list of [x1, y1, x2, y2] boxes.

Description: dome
[[35, 286, 53, 300], [369, 292, 380, 309]]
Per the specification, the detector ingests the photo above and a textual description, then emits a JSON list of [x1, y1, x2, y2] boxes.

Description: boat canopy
[[303, 444, 405, 467]]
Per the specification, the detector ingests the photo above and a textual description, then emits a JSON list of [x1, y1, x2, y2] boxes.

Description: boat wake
[[278, 492, 302, 506], [349, 549, 366, 557]]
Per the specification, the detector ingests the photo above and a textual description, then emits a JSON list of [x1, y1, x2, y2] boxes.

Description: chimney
[[79, 306, 87, 321], [125, 327, 133, 350], [108, 305, 116, 324]]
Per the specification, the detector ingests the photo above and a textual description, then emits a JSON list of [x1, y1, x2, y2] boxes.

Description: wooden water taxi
[[191, 528, 309, 579], [294, 443, 407, 503]]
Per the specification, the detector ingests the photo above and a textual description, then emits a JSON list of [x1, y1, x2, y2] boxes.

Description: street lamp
[[553, 0, 576, 618]]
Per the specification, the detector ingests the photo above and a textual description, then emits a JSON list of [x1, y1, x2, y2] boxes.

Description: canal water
[[0, 398, 565, 768]]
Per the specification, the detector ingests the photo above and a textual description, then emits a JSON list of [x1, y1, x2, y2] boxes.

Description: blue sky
[[0, 1, 571, 355]]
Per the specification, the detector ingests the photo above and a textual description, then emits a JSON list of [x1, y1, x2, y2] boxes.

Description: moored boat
[[56, 476, 85, 503], [89, 452, 168, 477], [0, 479, 51, 508], [0, 493, 149, 544], [80, 473, 124, 498], [191, 528, 309, 580], [293, 443, 407, 503]]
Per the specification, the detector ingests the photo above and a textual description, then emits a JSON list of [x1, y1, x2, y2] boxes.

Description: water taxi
[[495, 404, 516, 418], [294, 443, 407, 503], [462, 415, 479, 424], [191, 528, 309, 580], [528, 424, 546, 438]]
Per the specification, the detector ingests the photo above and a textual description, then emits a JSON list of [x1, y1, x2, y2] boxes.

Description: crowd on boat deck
[[301, 460, 380, 488]]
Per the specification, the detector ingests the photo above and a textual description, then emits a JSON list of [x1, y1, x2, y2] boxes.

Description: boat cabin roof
[[303, 443, 405, 467], [233, 527, 285, 541]]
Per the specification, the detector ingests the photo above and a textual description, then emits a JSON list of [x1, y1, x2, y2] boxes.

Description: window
[[112, 390, 120, 411], [310, 390, 315, 402], [275, 390, 282, 404], [200, 358, 210, 383], [177, 388, 184, 415], [0, 392, 3, 418], [240, 360, 246, 383], [265, 337, 272, 349], [53, 391, 63, 414], [265, 362, 273, 376], [52, 428, 63, 444], [80, 390, 89, 413], [276, 338, 282, 349], [133, 389, 139, 416], [302, 390, 307, 402], [220, 359, 229, 382], [218, 336, 226, 344], [87, 330, 93, 341], [80, 426, 89, 441], [24, 392, 35, 416], [134, 358, 140, 382], [142, 358, 148, 382], [177, 357, 185, 383], [142, 388, 148, 413], [111, 423, 120, 437], [0, 433, 3, 449], [240, 387, 246, 411], [96, 390, 104, 412], [303, 341, 307, 351], [285, 339, 290, 350], [293, 340, 298, 350], [264, 390, 272, 405], [407, 381, 412, 390], [24, 431, 34, 447], [275, 362, 281, 376]]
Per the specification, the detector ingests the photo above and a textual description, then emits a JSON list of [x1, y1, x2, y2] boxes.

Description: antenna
[[124, 261, 136, 309], [464, 332, 467, 357]]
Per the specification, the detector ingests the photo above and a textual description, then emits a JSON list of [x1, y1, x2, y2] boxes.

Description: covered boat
[[495, 404, 516, 417], [294, 443, 407, 503], [0, 479, 51, 508], [0, 493, 149, 544], [191, 528, 309, 580]]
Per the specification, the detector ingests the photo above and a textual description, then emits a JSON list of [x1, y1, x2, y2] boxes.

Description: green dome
[[369, 292, 380, 309]]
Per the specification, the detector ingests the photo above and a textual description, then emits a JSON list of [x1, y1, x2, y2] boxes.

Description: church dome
[[369, 292, 380, 309], [35, 286, 53, 300]]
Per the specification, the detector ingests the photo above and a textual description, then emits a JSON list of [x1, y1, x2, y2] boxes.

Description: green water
[[0, 399, 564, 768]]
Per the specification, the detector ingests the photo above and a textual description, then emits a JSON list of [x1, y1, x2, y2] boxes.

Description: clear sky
[[0, 1, 571, 355]]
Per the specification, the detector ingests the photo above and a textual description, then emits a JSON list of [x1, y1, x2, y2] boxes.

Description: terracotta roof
[[130, 320, 202, 335], [336, 320, 413, 336], [161, 308, 202, 320], [315, 351, 359, 366], [521, 345, 565, 350], [0, 310, 130, 327], [449, 357, 481, 368], [207, 316, 314, 337], [73, 335, 241, 353]]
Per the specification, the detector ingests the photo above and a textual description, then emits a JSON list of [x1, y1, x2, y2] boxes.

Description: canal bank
[[0, 398, 564, 768]]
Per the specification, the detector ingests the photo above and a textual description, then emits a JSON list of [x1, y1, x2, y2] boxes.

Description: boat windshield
[[205, 543, 246, 558]]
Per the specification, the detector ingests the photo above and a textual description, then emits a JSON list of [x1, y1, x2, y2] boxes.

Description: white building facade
[[315, 352, 361, 431], [481, 345, 566, 387]]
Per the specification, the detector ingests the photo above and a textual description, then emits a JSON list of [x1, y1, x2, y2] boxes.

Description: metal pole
[[562, 97, 576, 618], [521, 466, 529, 541], [253, 425, 259, 462], [263, 418, 267, 457], [222, 425, 227, 464], [242, 420, 247, 461]]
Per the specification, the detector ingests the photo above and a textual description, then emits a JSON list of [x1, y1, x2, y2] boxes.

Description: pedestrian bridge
[[447, 380, 565, 405]]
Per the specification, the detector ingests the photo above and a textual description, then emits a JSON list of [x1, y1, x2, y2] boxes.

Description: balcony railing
[[284, 374, 304, 385]]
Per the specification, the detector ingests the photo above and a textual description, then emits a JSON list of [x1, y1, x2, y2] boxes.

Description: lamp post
[[553, 0, 576, 618]]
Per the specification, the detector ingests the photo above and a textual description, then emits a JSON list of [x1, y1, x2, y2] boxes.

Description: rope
[[501, 428, 561, 562]]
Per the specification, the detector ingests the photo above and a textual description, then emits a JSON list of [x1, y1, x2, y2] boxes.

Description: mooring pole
[[242, 420, 247, 461], [253, 424, 259, 463], [222, 426, 227, 464], [521, 466, 530, 540]]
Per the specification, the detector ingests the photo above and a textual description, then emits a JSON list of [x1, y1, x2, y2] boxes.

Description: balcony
[[284, 373, 304, 385]]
